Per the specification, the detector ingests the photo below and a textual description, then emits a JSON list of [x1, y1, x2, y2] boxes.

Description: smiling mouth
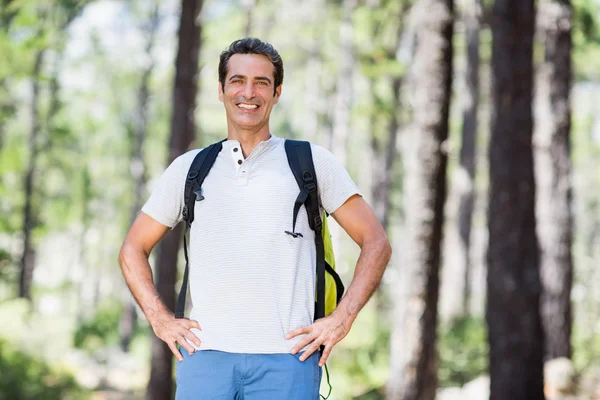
[[237, 103, 259, 110]]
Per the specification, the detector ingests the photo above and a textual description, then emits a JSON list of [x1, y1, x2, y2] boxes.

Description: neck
[[227, 125, 272, 157]]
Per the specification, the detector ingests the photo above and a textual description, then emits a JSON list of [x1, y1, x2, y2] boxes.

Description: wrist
[[145, 303, 173, 331], [331, 305, 357, 329]]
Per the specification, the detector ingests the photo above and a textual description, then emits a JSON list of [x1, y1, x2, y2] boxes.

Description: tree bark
[[146, 0, 202, 399], [487, 0, 545, 399], [387, 1, 453, 399], [457, 0, 481, 316], [439, 0, 482, 322], [18, 49, 44, 300], [120, 2, 160, 354], [535, 0, 573, 361], [370, 0, 412, 233]]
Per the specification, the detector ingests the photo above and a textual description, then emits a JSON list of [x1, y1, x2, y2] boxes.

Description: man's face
[[218, 53, 281, 133]]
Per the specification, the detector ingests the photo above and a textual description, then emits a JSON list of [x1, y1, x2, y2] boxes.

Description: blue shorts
[[175, 348, 322, 399]]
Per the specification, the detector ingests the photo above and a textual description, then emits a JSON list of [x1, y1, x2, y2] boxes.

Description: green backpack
[[174, 139, 345, 322]]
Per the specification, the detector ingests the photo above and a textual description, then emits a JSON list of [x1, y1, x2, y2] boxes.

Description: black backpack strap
[[175, 140, 225, 319], [284, 139, 326, 321]]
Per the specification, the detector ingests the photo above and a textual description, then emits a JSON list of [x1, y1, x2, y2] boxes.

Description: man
[[119, 38, 391, 399]]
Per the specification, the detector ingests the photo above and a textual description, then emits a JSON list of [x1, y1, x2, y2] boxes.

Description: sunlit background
[[1, 0, 600, 399]]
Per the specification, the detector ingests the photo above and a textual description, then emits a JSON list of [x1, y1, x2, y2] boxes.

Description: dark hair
[[219, 38, 284, 96]]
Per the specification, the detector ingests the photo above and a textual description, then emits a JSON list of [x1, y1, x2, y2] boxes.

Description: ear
[[273, 85, 282, 104], [218, 81, 224, 102]]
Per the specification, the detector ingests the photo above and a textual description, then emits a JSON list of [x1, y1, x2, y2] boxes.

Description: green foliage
[[0, 338, 85, 400], [324, 305, 391, 399], [73, 301, 122, 352], [573, 322, 600, 373], [0, 249, 15, 285], [573, 0, 600, 80], [437, 316, 488, 388]]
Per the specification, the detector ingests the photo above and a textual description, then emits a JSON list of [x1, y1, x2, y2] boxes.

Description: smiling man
[[119, 38, 391, 400]]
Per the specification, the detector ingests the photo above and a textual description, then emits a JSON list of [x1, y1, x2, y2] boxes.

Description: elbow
[[118, 240, 141, 273], [118, 242, 129, 272], [364, 233, 392, 265]]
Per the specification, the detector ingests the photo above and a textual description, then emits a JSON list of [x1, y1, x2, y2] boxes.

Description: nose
[[243, 81, 256, 99]]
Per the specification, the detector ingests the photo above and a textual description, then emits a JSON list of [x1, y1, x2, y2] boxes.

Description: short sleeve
[[311, 144, 362, 215], [141, 155, 187, 228]]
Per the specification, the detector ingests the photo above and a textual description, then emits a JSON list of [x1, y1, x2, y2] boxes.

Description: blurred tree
[[365, 0, 412, 233], [457, 0, 482, 316], [119, 1, 161, 354], [18, 1, 86, 300], [242, 0, 256, 37], [535, 0, 574, 362], [330, 0, 357, 165], [387, 0, 453, 398], [487, 0, 544, 398], [302, 0, 326, 143], [19, 44, 43, 301], [146, 0, 203, 399]]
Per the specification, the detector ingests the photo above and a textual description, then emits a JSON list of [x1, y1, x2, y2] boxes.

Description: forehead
[[226, 54, 275, 79]]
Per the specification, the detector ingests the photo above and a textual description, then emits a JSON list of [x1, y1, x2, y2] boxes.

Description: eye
[[257, 81, 268, 86]]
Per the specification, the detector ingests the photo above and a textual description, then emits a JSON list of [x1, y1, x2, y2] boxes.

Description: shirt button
[[233, 148, 239, 152], [237, 160, 243, 165]]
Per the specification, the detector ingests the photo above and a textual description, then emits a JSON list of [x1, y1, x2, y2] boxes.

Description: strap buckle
[[302, 171, 317, 193], [313, 214, 322, 233]]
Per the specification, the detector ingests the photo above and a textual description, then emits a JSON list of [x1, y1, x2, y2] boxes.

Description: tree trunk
[[535, 0, 573, 361], [303, 0, 324, 143], [120, 3, 160, 354], [380, 77, 401, 233], [487, 0, 544, 399], [242, 0, 255, 37], [329, 0, 356, 165], [146, 0, 203, 399], [439, 0, 482, 322], [76, 165, 91, 323], [370, 0, 412, 232], [457, 0, 481, 316], [18, 49, 44, 300], [387, 1, 453, 399]]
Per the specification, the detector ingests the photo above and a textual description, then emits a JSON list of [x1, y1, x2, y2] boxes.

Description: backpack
[[174, 139, 345, 322]]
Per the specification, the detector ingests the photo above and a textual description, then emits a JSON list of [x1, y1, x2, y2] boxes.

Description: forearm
[[331, 236, 392, 326], [118, 244, 172, 328]]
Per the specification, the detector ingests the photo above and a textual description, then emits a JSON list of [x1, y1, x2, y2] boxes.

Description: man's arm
[[287, 194, 392, 365], [118, 212, 201, 361]]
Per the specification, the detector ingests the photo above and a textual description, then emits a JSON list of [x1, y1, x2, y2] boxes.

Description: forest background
[[1, 0, 600, 399]]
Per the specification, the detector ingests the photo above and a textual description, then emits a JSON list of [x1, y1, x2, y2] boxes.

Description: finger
[[168, 341, 183, 362], [187, 319, 202, 331], [286, 325, 311, 340], [319, 343, 333, 367], [300, 340, 322, 362], [290, 334, 315, 355], [175, 334, 196, 355], [182, 327, 201, 348]]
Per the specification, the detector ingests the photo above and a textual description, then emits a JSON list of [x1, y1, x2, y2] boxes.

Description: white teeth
[[238, 103, 258, 109]]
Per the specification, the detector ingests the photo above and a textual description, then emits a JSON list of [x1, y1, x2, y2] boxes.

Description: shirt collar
[[221, 134, 281, 154]]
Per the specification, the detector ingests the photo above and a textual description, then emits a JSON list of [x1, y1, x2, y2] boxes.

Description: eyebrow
[[228, 75, 272, 84]]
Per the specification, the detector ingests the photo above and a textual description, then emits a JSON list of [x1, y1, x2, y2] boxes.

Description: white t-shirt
[[142, 134, 361, 354]]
